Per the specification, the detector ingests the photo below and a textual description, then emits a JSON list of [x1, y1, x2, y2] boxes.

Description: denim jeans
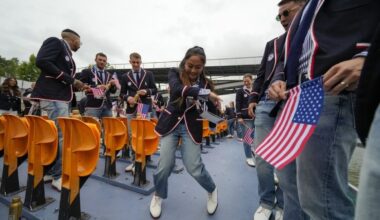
[[238, 119, 254, 159], [85, 105, 112, 119], [254, 100, 284, 210], [236, 120, 243, 138], [40, 100, 69, 180], [280, 93, 356, 220], [153, 123, 216, 199], [355, 104, 380, 220], [227, 118, 235, 136]]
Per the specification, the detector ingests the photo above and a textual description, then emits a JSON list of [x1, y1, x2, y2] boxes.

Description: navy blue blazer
[[272, 0, 380, 83], [355, 24, 380, 144], [120, 69, 157, 114], [155, 68, 217, 144], [76, 68, 117, 109], [250, 34, 285, 104], [235, 87, 253, 119], [32, 37, 76, 102]]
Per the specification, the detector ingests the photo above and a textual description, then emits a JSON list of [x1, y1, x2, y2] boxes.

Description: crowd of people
[[1, 0, 380, 219]]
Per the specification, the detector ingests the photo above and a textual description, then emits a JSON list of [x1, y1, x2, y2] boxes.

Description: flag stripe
[[256, 87, 299, 155], [255, 77, 324, 169]]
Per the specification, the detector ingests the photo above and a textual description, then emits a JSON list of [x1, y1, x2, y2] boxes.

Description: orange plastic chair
[[150, 118, 158, 126], [57, 117, 100, 220], [24, 116, 58, 210], [0, 115, 29, 195], [81, 116, 101, 133], [102, 117, 127, 177], [202, 119, 210, 138], [0, 116, 5, 154], [130, 119, 159, 186], [117, 117, 129, 146]]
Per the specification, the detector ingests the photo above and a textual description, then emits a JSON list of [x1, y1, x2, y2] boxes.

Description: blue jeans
[[238, 119, 254, 159], [355, 104, 380, 220], [227, 118, 235, 136], [40, 100, 69, 180], [254, 100, 284, 210], [85, 105, 112, 119], [281, 93, 356, 220], [236, 120, 243, 138], [153, 123, 216, 199]]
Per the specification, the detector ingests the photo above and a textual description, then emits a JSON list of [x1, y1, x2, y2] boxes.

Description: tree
[[15, 54, 40, 81], [0, 56, 19, 77]]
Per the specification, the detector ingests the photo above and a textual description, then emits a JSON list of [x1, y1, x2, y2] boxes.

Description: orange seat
[[57, 117, 100, 219], [202, 119, 210, 138], [150, 118, 158, 126], [130, 119, 159, 186], [0, 115, 29, 195], [117, 117, 129, 146], [103, 117, 127, 164], [26, 116, 58, 182], [131, 119, 158, 159], [24, 116, 58, 209], [81, 116, 101, 133]]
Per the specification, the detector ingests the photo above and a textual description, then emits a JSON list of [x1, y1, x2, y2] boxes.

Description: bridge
[[81, 56, 262, 95]]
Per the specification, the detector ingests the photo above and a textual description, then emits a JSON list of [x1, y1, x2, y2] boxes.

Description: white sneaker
[[43, 175, 53, 182], [246, 158, 256, 167], [150, 195, 162, 218], [51, 178, 62, 192], [125, 163, 134, 172], [207, 188, 218, 215], [274, 208, 284, 220], [253, 206, 272, 220]]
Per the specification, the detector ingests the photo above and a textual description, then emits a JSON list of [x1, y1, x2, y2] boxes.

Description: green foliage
[[0, 54, 40, 81]]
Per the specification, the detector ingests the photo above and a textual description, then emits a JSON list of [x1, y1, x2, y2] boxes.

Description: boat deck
[[0, 137, 263, 220]]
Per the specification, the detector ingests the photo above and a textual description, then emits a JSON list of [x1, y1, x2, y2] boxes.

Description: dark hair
[[1, 76, 21, 97], [130, 52, 141, 60], [95, 52, 107, 59], [61, 28, 80, 37], [179, 46, 214, 91], [278, 0, 306, 6]]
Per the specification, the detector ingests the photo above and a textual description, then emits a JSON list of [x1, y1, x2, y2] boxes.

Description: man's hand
[[324, 57, 365, 95], [268, 80, 287, 101], [238, 118, 244, 123], [109, 79, 116, 85], [127, 96, 136, 105], [137, 89, 147, 96], [248, 102, 257, 118], [97, 84, 108, 91], [73, 79, 85, 91], [209, 92, 223, 107]]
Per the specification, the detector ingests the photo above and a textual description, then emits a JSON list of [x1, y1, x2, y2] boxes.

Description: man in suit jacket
[[248, 1, 306, 220], [120, 52, 157, 172], [76, 52, 117, 118], [354, 23, 380, 220], [31, 29, 87, 191], [268, 1, 380, 219]]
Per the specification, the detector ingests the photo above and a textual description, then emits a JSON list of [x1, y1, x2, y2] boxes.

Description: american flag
[[137, 103, 149, 119], [112, 72, 121, 89], [243, 127, 254, 145], [255, 77, 324, 169], [91, 87, 105, 99]]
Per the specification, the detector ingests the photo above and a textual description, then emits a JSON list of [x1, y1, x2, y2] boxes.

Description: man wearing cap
[[32, 28, 87, 191]]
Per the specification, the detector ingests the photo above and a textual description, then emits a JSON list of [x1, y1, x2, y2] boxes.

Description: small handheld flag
[[255, 77, 324, 169]]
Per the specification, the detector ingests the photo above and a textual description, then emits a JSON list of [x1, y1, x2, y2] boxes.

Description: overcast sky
[[0, 0, 284, 69]]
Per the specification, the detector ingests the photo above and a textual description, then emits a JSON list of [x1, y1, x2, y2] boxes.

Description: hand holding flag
[[255, 77, 324, 169]]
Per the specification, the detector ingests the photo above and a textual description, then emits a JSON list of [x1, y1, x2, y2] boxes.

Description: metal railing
[[78, 56, 262, 71]]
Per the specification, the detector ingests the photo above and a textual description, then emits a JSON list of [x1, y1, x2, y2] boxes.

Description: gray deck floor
[[0, 137, 260, 220]]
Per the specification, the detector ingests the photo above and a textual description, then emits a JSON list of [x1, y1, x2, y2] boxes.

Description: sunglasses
[[276, 7, 298, 21]]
